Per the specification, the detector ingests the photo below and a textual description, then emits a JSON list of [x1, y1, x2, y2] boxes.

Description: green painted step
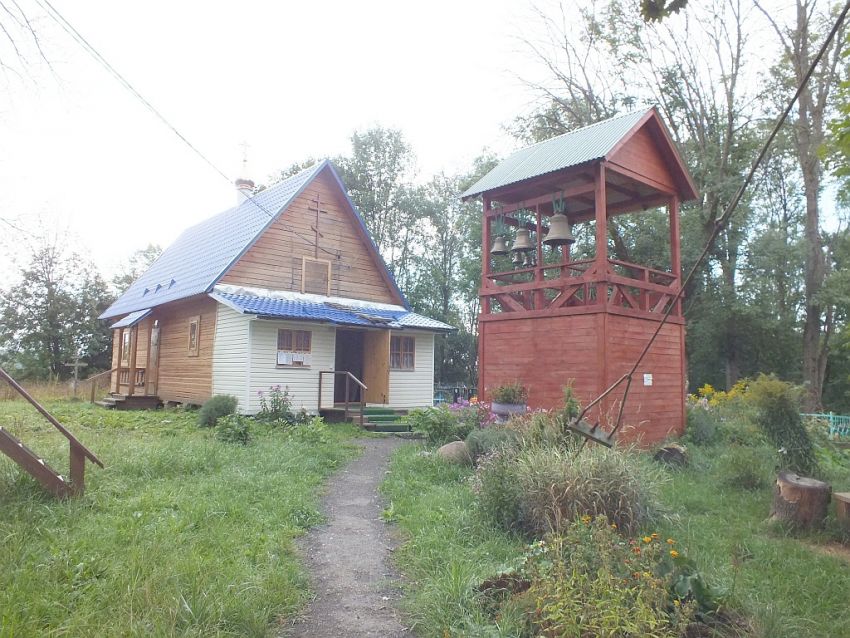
[[362, 407, 398, 415], [367, 414, 405, 423], [370, 423, 411, 432]]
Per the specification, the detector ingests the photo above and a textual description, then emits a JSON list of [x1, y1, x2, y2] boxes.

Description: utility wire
[[34, 0, 340, 258], [577, 0, 850, 437]]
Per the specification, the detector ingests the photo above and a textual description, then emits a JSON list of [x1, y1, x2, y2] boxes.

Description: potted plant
[[490, 382, 528, 420]]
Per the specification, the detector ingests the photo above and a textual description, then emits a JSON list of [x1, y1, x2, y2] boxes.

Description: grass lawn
[[382, 443, 850, 638], [0, 400, 359, 637]]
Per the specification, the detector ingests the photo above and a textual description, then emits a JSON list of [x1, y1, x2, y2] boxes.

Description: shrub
[[406, 405, 477, 446], [509, 519, 710, 637], [472, 448, 524, 532], [465, 427, 518, 461], [491, 382, 528, 405], [216, 414, 251, 445], [257, 385, 295, 423], [718, 445, 776, 490], [745, 375, 816, 475], [476, 444, 666, 536], [506, 410, 573, 449], [684, 405, 721, 446], [287, 417, 330, 444], [197, 394, 238, 428]]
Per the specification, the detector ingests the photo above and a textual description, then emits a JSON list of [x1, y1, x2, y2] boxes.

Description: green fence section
[[802, 413, 850, 437]]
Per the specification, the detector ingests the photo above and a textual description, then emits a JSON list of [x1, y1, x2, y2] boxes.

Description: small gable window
[[187, 316, 200, 357], [277, 329, 312, 366], [302, 257, 331, 296], [390, 336, 415, 371]]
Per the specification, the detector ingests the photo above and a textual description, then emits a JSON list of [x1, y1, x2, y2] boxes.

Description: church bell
[[511, 228, 534, 252], [543, 213, 575, 246], [490, 235, 509, 256]]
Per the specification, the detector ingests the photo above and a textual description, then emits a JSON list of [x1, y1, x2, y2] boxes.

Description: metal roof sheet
[[211, 291, 454, 332], [101, 162, 325, 319], [462, 109, 650, 199], [109, 308, 151, 329]]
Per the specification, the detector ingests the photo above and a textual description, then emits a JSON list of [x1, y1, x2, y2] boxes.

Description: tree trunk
[[834, 492, 850, 525], [770, 470, 831, 529]]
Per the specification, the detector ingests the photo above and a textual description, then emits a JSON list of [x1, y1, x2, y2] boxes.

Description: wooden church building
[[464, 107, 697, 443], [99, 160, 453, 414]]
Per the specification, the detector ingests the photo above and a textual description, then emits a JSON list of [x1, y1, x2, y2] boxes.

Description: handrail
[[82, 368, 115, 403], [318, 370, 368, 428], [0, 367, 103, 467]]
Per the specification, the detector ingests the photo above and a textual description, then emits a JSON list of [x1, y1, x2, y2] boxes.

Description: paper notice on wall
[[643, 373, 653, 386]]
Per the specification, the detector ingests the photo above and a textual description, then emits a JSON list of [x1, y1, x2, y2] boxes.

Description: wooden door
[[363, 331, 390, 405]]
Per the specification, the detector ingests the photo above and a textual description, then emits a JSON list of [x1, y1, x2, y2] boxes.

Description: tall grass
[[0, 401, 359, 637]]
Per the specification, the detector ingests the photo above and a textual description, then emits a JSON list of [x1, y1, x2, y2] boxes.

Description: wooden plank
[[363, 330, 390, 404]]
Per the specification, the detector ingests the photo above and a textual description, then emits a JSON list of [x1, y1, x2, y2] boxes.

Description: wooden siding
[[220, 169, 401, 305], [607, 126, 676, 193], [155, 296, 217, 405], [211, 304, 250, 410], [245, 319, 336, 414], [388, 332, 435, 409], [479, 313, 685, 444]]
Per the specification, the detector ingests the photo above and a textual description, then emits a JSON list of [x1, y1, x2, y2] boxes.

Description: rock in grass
[[437, 441, 472, 465], [653, 443, 688, 467]]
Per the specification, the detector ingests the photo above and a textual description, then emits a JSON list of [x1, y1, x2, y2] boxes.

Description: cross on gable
[[306, 194, 331, 258]]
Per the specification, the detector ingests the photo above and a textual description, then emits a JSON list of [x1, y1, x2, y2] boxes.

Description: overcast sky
[[0, 0, 548, 279]]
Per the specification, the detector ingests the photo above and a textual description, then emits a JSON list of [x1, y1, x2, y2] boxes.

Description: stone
[[437, 440, 472, 465], [653, 443, 688, 467]]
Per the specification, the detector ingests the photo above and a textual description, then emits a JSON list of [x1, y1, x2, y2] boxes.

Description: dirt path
[[284, 436, 409, 637]]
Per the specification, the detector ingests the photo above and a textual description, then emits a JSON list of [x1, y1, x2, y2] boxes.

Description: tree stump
[[834, 492, 850, 525], [769, 470, 831, 529]]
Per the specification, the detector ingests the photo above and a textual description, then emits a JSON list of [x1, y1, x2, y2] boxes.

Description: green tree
[[111, 243, 162, 294], [0, 234, 114, 378]]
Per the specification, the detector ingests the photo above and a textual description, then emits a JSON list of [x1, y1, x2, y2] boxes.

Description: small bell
[[511, 250, 523, 266], [543, 213, 575, 246], [511, 228, 534, 252], [522, 252, 536, 267], [490, 235, 509, 256]]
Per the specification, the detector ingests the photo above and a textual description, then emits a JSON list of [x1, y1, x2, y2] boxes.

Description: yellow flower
[[610, 523, 617, 529], [642, 536, 652, 543], [666, 538, 676, 545], [581, 515, 592, 524], [674, 599, 681, 607], [651, 533, 659, 539], [670, 549, 679, 558]]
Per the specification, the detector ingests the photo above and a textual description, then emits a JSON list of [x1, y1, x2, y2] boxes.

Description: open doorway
[[334, 330, 364, 403]]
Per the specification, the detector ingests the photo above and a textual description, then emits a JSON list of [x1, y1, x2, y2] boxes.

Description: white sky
[[0, 0, 546, 279]]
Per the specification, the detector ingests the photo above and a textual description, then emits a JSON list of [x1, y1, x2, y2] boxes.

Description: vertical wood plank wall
[[479, 312, 685, 444], [220, 169, 400, 305]]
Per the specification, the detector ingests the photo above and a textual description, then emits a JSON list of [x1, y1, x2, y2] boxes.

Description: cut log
[[835, 492, 850, 525], [769, 470, 831, 529]]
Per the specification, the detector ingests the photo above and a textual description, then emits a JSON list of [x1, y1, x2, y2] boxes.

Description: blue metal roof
[[109, 308, 151, 329], [100, 160, 409, 319], [462, 109, 650, 198], [212, 291, 454, 332]]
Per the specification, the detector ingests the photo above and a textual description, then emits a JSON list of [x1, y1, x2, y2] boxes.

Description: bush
[[197, 395, 238, 428], [257, 385, 295, 423], [287, 417, 330, 444], [718, 445, 776, 490], [508, 519, 710, 637], [216, 414, 252, 445], [476, 444, 666, 536], [465, 427, 518, 461], [746, 375, 816, 475], [684, 406, 721, 446], [491, 382, 528, 404], [506, 410, 573, 449], [406, 405, 478, 446]]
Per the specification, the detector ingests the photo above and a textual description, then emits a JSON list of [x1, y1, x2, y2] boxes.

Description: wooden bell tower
[[464, 108, 698, 443]]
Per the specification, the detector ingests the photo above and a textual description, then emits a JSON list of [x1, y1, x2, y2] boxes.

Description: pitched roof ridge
[[515, 107, 652, 152]]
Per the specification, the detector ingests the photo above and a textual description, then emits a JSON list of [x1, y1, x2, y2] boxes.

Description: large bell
[[511, 228, 534, 252], [490, 235, 509, 256], [543, 213, 575, 246]]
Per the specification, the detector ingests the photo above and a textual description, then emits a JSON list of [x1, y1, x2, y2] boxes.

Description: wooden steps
[[0, 426, 71, 498], [320, 405, 410, 432], [96, 393, 161, 410]]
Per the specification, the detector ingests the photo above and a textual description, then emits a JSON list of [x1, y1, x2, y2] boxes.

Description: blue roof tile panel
[[212, 292, 454, 332]]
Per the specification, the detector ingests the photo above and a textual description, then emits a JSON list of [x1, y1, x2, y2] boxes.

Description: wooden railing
[[82, 368, 114, 403], [117, 368, 146, 389], [482, 258, 682, 319], [318, 370, 367, 428], [0, 367, 103, 498]]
